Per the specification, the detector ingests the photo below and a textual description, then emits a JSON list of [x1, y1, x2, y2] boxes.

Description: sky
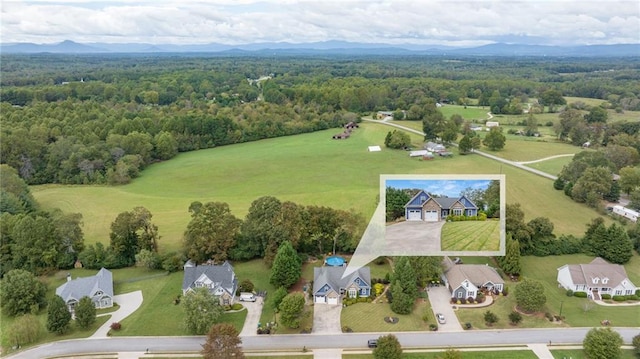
[[386, 179, 492, 198], [1, 0, 639, 46]]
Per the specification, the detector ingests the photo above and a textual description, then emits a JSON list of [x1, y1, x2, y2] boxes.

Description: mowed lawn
[[32, 122, 613, 252], [441, 220, 500, 252], [345, 351, 539, 359], [519, 254, 640, 328], [525, 156, 575, 177], [341, 299, 432, 332]]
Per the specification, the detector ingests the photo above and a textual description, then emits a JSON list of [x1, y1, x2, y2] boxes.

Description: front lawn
[[341, 299, 432, 332], [345, 350, 539, 358], [551, 349, 637, 359], [441, 220, 500, 252]]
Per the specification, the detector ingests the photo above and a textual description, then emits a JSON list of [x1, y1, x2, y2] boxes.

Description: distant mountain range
[[1, 40, 639, 57]]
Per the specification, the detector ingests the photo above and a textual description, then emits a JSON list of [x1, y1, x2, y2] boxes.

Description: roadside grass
[[345, 350, 539, 358], [441, 220, 500, 252], [520, 254, 640, 328], [525, 156, 574, 177], [341, 299, 431, 332], [33, 123, 614, 254], [482, 138, 583, 162], [455, 285, 562, 330], [551, 349, 637, 359]]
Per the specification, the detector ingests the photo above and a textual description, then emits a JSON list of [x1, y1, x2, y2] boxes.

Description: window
[[593, 277, 599, 284], [420, 196, 426, 203], [615, 290, 622, 295], [626, 290, 633, 295], [348, 288, 357, 298], [602, 278, 609, 284], [453, 208, 463, 216], [457, 292, 463, 298]]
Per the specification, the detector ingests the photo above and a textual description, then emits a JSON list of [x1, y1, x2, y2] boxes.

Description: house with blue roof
[[404, 190, 478, 221], [55, 268, 114, 312], [313, 266, 370, 305]]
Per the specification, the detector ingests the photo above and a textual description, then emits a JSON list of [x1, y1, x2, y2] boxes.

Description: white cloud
[[1, 0, 638, 45]]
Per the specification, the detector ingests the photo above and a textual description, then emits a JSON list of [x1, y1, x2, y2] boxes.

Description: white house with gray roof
[[313, 266, 371, 305], [182, 261, 238, 305], [55, 268, 113, 312], [442, 257, 504, 300], [557, 257, 638, 300]]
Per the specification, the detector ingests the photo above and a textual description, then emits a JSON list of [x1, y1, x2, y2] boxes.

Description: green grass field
[[525, 156, 574, 176], [519, 255, 640, 328], [345, 350, 538, 359], [341, 299, 432, 332], [32, 123, 614, 253], [441, 221, 500, 252], [551, 349, 637, 359]]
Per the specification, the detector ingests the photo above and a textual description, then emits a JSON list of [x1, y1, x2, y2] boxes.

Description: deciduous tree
[[583, 327, 623, 359], [0, 269, 47, 316], [183, 287, 223, 335], [373, 334, 402, 359], [619, 166, 640, 195], [183, 201, 241, 263], [201, 323, 245, 359], [278, 292, 306, 329], [75, 296, 97, 329], [269, 241, 301, 289], [47, 296, 71, 334], [514, 279, 546, 313], [483, 127, 506, 151], [386, 187, 411, 221]]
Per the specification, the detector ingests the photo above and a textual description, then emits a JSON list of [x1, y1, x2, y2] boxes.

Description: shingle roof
[[313, 266, 370, 295], [55, 268, 113, 303], [443, 257, 503, 288], [182, 261, 238, 296], [565, 257, 631, 287]]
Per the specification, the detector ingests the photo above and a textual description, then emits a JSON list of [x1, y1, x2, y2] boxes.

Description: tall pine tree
[[269, 241, 301, 288]]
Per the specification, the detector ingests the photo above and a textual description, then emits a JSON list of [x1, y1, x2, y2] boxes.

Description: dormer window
[[592, 277, 599, 284], [602, 278, 609, 284], [95, 291, 103, 296]]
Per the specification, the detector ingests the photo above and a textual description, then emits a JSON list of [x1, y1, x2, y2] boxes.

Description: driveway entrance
[[312, 303, 342, 334], [428, 286, 463, 332]]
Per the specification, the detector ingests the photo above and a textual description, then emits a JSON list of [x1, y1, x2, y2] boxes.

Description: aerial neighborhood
[[1, 51, 640, 359]]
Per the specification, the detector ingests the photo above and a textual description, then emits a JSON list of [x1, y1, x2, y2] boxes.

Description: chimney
[[66, 273, 71, 282]]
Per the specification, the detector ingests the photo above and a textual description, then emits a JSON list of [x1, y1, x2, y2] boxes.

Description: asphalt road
[[6, 328, 640, 358]]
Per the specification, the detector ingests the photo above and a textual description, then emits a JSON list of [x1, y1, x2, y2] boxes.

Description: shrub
[[565, 289, 574, 297], [545, 312, 554, 321], [601, 294, 611, 300], [509, 311, 522, 325], [502, 287, 509, 296], [574, 291, 588, 298], [464, 322, 472, 330], [231, 303, 243, 311], [484, 310, 498, 326], [612, 295, 626, 302], [237, 279, 254, 294], [110, 322, 121, 331], [342, 326, 353, 333], [627, 295, 639, 301], [429, 324, 438, 331]]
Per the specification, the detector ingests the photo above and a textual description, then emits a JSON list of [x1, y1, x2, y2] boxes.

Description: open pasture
[[33, 123, 611, 252]]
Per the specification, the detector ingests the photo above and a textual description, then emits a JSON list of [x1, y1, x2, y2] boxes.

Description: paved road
[[6, 328, 640, 359]]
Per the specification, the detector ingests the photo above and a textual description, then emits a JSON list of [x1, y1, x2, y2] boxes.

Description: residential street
[[6, 328, 640, 359]]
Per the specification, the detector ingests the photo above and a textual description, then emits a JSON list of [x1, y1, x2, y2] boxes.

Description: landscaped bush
[[545, 312, 554, 321], [574, 291, 588, 298], [342, 326, 353, 333], [110, 322, 121, 331], [357, 297, 368, 303], [612, 295, 626, 301], [464, 322, 472, 330], [429, 324, 438, 331], [231, 303, 243, 311], [566, 289, 574, 297], [601, 294, 611, 300]]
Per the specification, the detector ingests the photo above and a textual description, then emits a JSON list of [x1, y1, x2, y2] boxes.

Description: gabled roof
[[434, 195, 477, 209], [405, 190, 430, 208], [562, 257, 633, 288], [182, 261, 237, 295], [56, 268, 113, 303], [443, 257, 503, 288], [313, 266, 370, 295]]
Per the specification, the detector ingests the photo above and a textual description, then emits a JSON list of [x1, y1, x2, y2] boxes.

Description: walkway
[[528, 343, 554, 359], [91, 291, 143, 338]]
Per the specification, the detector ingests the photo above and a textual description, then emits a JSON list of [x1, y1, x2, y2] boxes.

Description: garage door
[[425, 210, 438, 222], [327, 296, 338, 305], [315, 296, 326, 304], [407, 210, 422, 221]]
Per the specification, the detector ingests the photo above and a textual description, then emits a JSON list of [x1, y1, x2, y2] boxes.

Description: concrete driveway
[[428, 286, 462, 332], [385, 221, 445, 254], [240, 297, 264, 337], [312, 303, 342, 334], [91, 290, 143, 338]]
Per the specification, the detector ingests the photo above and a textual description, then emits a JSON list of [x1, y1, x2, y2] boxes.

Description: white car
[[239, 292, 256, 302], [436, 313, 446, 324]]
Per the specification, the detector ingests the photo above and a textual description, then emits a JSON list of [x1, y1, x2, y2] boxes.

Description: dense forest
[[1, 54, 640, 185]]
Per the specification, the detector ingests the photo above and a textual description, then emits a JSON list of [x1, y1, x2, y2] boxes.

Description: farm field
[[440, 220, 500, 252], [32, 122, 613, 252]]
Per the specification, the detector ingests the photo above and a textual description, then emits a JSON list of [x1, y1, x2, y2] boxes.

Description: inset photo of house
[[381, 174, 506, 256]]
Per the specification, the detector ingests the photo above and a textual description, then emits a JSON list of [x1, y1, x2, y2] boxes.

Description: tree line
[[2, 54, 638, 185]]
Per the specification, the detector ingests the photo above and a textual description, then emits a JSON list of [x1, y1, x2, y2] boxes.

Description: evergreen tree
[[47, 296, 71, 334], [74, 296, 96, 329], [499, 236, 521, 275], [278, 292, 305, 329], [603, 223, 633, 264], [390, 257, 418, 314], [514, 279, 546, 313], [269, 241, 302, 289]]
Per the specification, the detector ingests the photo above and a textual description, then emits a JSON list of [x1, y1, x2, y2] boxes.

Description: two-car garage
[[407, 209, 439, 222]]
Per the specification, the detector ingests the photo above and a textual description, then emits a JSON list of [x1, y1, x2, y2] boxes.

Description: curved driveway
[[91, 290, 143, 338]]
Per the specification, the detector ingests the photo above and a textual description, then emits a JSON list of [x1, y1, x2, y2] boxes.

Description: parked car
[[436, 313, 446, 324], [367, 339, 378, 348], [239, 292, 256, 302]]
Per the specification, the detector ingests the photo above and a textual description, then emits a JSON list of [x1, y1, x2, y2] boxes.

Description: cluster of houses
[[55, 255, 637, 318], [332, 122, 359, 140]]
